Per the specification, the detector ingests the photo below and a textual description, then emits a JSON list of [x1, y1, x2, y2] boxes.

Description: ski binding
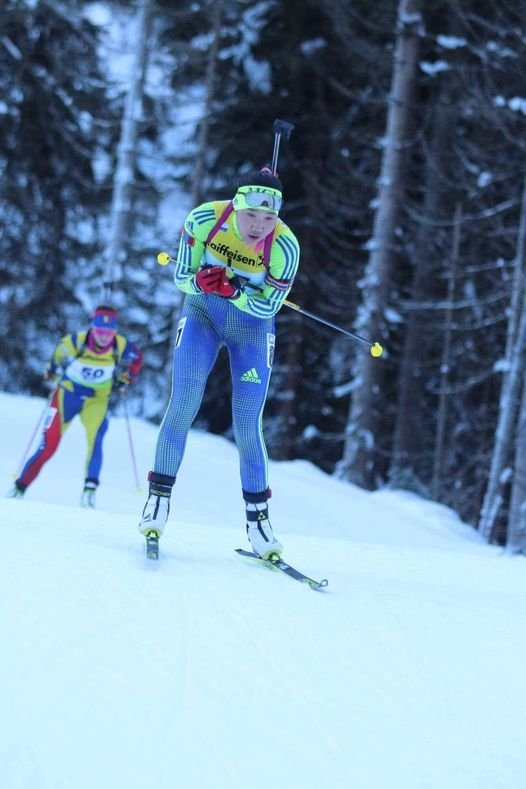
[[145, 531, 159, 560]]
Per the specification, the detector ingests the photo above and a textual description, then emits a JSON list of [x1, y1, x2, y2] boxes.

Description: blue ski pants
[[153, 294, 275, 494]]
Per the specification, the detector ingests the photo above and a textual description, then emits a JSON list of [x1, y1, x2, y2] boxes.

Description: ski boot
[[7, 483, 25, 500], [139, 472, 176, 559], [244, 488, 283, 561], [80, 479, 98, 508]]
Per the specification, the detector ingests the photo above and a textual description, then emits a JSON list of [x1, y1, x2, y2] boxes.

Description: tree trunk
[[190, 0, 224, 208], [102, 0, 153, 303], [389, 90, 452, 492], [338, 0, 422, 488], [507, 367, 526, 553], [478, 174, 526, 541], [431, 205, 461, 498]]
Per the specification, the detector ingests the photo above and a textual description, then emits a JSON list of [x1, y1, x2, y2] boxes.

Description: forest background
[[2, 0, 526, 551]]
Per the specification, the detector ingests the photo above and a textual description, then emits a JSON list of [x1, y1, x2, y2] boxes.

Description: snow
[[1, 390, 525, 789], [508, 97, 526, 116], [436, 35, 467, 50], [420, 60, 450, 76]]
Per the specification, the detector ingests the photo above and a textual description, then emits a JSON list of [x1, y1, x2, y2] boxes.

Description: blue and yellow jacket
[[46, 331, 143, 399]]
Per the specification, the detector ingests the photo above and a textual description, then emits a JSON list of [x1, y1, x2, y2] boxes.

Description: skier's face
[[91, 326, 117, 347], [236, 208, 278, 245]]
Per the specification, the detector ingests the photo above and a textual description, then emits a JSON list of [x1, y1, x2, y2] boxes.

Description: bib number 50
[[81, 366, 105, 381]]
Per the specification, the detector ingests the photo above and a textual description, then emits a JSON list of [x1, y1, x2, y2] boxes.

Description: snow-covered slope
[[1, 393, 525, 789]]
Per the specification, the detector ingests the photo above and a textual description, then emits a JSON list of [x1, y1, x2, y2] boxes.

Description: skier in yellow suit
[[10, 306, 143, 507]]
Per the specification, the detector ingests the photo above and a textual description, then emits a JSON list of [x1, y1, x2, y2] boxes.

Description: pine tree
[[0, 0, 115, 390]]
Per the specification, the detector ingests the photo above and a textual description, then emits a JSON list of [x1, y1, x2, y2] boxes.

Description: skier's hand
[[195, 266, 224, 294], [195, 266, 241, 299], [116, 371, 135, 390], [215, 269, 241, 299]]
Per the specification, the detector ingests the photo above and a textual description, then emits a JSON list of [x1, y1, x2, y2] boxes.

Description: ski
[[235, 548, 328, 591], [145, 531, 159, 560]]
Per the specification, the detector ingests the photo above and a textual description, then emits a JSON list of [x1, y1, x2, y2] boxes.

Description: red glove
[[215, 269, 241, 299], [195, 266, 224, 294], [195, 266, 241, 299]]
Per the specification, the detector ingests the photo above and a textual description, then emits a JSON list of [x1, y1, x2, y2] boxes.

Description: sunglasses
[[92, 325, 116, 336], [235, 188, 282, 213]]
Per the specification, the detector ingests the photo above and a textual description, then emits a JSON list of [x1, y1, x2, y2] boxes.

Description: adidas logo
[[240, 367, 261, 384]]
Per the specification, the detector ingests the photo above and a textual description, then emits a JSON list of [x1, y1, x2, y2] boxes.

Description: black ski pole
[[281, 298, 383, 356], [156, 252, 383, 356]]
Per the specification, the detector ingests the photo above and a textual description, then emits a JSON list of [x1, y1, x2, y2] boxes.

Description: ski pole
[[280, 299, 383, 356], [13, 389, 55, 477], [156, 252, 383, 356], [122, 394, 142, 492]]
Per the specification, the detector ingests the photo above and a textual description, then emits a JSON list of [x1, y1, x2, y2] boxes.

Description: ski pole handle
[[273, 119, 295, 140]]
